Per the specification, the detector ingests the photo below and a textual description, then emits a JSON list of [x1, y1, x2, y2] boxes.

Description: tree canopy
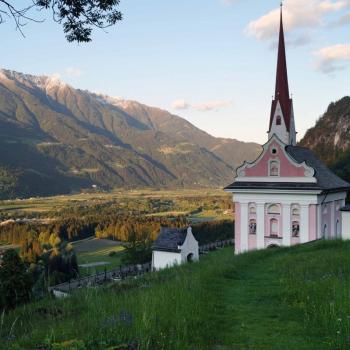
[[0, 249, 32, 310], [0, 0, 122, 42]]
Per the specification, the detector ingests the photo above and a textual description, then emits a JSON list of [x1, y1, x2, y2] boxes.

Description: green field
[[0, 189, 233, 224], [2, 240, 350, 349], [73, 238, 126, 276]]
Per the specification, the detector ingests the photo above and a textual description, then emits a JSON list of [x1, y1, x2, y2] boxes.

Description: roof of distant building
[[341, 205, 350, 212], [152, 227, 188, 253]]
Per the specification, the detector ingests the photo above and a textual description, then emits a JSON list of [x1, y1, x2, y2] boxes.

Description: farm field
[[73, 238, 126, 276], [2, 240, 350, 350], [0, 189, 232, 220]]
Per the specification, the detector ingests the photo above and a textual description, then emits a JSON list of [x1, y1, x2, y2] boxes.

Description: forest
[[0, 190, 234, 308]]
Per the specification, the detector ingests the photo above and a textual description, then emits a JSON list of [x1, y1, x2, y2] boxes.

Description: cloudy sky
[[2, 0, 350, 144]]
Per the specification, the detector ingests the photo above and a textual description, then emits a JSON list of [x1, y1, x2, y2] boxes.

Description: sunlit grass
[[3, 241, 350, 349]]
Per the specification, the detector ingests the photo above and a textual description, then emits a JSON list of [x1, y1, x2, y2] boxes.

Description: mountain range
[[300, 96, 350, 183], [0, 69, 261, 199]]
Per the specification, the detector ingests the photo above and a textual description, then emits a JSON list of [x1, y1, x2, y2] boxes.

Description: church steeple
[[268, 3, 296, 145]]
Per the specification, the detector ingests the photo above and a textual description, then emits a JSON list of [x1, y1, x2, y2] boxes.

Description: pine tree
[[0, 249, 32, 310]]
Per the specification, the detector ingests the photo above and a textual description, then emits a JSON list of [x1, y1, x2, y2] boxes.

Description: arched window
[[268, 204, 280, 215], [249, 219, 257, 235], [270, 218, 278, 237], [292, 207, 300, 216], [269, 160, 280, 177], [276, 116, 282, 125], [249, 204, 256, 215], [292, 221, 300, 237]]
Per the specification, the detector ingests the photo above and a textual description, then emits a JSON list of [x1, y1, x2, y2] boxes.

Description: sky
[[1, 0, 350, 144]]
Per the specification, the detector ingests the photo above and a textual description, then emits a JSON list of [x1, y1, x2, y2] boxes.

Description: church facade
[[225, 8, 350, 254]]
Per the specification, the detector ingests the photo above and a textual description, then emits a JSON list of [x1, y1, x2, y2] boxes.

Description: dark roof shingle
[[341, 205, 350, 212], [152, 227, 187, 252]]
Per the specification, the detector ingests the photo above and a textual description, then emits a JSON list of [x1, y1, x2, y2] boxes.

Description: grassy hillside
[[2, 240, 350, 349]]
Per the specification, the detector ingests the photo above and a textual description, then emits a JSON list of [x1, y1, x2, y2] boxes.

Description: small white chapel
[[225, 5, 350, 254]]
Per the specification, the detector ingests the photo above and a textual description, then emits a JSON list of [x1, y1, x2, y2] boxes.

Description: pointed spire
[[275, 3, 290, 103], [268, 2, 296, 145]]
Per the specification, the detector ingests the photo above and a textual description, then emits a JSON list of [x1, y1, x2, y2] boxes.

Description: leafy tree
[[122, 225, 152, 265], [0, 0, 122, 42], [0, 249, 32, 310]]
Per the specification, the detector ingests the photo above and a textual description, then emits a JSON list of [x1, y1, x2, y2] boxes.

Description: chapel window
[[268, 204, 280, 215], [276, 116, 282, 125], [292, 221, 300, 237], [270, 160, 280, 177], [292, 207, 300, 216], [249, 204, 256, 215], [249, 219, 257, 235]]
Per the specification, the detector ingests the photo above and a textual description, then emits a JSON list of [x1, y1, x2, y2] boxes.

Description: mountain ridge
[[0, 69, 260, 199], [299, 96, 350, 183]]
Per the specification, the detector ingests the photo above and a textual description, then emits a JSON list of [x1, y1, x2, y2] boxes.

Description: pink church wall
[[309, 204, 317, 241], [291, 237, 300, 245], [248, 234, 257, 250], [244, 142, 306, 177], [335, 200, 343, 237], [235, 202, 241, 253], [322, 203, 332, 238]]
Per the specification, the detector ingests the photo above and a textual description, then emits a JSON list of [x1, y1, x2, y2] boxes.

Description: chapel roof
[[225, 146, 350, 193], [340, 205, 350, 212], [152, 227, 188, 253]]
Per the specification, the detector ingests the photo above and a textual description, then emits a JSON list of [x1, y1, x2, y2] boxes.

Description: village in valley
[[1, 1, 350, 350]]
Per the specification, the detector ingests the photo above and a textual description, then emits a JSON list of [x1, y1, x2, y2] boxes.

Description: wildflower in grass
[[101, 315, 118, 328], [119, 310, 133, 327], [337, 318, 342, 322]]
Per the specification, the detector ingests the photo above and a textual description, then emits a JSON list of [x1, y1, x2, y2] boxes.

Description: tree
[[0, 249, 32, 310], [0, 0, 122, 42], [122, 225, 152, 265]]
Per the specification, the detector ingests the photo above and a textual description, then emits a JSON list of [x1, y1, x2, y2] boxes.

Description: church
[[225, 7, 350, 254]]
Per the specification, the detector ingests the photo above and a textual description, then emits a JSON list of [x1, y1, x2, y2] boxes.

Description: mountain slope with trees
[[299, 96, 350, 182], [0, 69, 260, 199]]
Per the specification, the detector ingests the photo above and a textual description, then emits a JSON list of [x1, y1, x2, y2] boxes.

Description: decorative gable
[[235, 135, 316, 183]]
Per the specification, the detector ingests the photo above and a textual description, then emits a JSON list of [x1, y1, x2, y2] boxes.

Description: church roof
[[341, 205, 350, 212], [225, 146, 350, 193], [269, 5, 293, 133], [152, 227, 188, 253], [286, 146, 350, 190]]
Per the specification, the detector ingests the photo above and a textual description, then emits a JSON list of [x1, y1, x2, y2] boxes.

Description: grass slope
[[2, 240, 350, 349]]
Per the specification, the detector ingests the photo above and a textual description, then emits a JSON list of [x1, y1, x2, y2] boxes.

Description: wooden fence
[[50, 238, 234, 296]]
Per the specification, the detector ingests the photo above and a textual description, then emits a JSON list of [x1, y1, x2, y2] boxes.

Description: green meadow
[[73, 238, 126, 276], [2, 240, 350, 349]]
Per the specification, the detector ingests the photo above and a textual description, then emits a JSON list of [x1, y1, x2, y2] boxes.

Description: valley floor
[[3, 240, 350, 349]]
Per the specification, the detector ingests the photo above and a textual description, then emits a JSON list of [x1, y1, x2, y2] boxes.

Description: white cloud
[[193, 100, 232, 111], [314, 44, 350, 73], [246, 0, 347, 41], [171, 99, 190, 110], [64, 67, 84, 78], [171, 99, 232, 111]]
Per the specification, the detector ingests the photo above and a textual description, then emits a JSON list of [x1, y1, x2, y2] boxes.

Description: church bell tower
[[268, 4, 296, 145]]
